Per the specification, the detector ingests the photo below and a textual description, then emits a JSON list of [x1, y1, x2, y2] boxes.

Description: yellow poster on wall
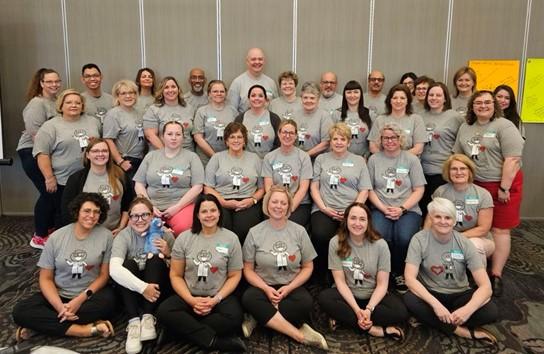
[[468, 60, 520, 95], [521, 58, 544, 123]]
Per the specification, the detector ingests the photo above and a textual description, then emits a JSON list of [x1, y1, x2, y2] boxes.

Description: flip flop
[[469, 327, 497, 346], [383, 326, 405, 341], [92, 320, 115, 338]]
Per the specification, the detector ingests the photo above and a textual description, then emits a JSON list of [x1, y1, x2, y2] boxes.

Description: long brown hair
[[26, 68, 59, 102], [83, 138, 125, 195], [336, 202, 381, 259]]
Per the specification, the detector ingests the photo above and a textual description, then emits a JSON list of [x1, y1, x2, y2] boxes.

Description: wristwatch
[[85, 288, 94, 300], [366, 304, 375, 313], [499, 186, 509, 193], [400, 206, 407, 215], [252, 197, 258, 205]]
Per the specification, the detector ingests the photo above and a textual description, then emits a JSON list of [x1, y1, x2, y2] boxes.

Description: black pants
[[12, 287, 116, 337], [116, 255, 170, 319], [310, 211, 340, 276], [420, 174, 446, 219], [156, 294, 243, 348], [222, 201, 263, 245], [123, 156, 142, 185], [318, 288, 409, 329], [241, 285, 312, 327], [403, 289, 498, 334], [289, 204, 311, 229]]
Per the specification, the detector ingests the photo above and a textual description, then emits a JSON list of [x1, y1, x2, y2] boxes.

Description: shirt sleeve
[[411, 114, 427, 144], [298, 226, 317, 263], [32, 122, 55, 157], [102, 109, 121, 139], [376, 240, 391, 273], [189, 153, 205, 185], [227, 234, 244, 271], [405, 233, 423, 267], [327, 236, 342, 270], [204, 154, 219, 187], [133, 153, 151, 183], [23, 98, 49, 137], [242, 229, 256, 263]]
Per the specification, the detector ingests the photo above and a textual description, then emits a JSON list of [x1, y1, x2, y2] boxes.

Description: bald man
[[318, 71, 342, 118], [227, 48, 278, 113], [183, 68, 208, 109], [363, 70, 387, 119]]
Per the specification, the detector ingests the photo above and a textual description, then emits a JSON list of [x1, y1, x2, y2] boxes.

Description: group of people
[[12, 47, 525, 352]]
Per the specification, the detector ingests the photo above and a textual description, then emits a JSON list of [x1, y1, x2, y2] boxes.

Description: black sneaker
[[394, 275, 408, 294]]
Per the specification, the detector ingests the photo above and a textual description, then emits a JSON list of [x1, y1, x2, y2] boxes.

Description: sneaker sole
[[140, 333, 157, 341]]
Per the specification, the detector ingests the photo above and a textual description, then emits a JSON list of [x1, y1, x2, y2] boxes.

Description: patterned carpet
[[0, 216, 543, 353]]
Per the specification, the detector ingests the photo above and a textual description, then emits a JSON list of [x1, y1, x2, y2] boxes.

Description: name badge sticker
[[483, 131, 496, 138], [272, 162, 283, 170], [451, 249, 464, 260], [465, 197, 479, 205], [342, 160, 354, 167], [396, 167, 409, 174], [172, 168, 184, 175], [216, 243, 229, 255]]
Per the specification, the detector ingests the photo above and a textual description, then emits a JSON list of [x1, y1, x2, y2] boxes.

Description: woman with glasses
[[400, 72, 417, 96], [61, 139, 133, 236], [103, 80, 147, 181], [17, 68, 62, 248], [110, 196, 174, 354], [412, 76, 435, 114], [453, 91, 524, 296], [134, 68, 156, 115]]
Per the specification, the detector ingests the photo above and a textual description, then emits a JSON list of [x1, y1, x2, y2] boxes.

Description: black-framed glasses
[[129, 212, 152, 222]]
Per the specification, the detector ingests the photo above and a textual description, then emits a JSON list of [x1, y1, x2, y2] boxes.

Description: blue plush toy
[[144, 217, 165, 259]]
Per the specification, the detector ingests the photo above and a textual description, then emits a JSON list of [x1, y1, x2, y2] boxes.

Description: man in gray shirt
[[183, 68, 208, 109], [364, 70, 387, 119], [80, 63, 113, 124], [318, 72, 342, 118]]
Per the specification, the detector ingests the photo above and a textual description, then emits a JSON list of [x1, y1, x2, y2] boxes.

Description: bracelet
[[400, 206, 407, 215], [499, 186, 510, 193], [366, 304, 375, 313], [117, 159, 125, 166], [252, 197, 258, 205]]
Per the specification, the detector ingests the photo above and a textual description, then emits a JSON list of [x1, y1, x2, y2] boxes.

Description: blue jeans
[[371, 209, 421, 275]]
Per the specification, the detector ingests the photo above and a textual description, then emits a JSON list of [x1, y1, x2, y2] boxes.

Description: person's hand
[[57, 305, 78, 322], [119, 160, 132, 172], [153, 238, 171, 258], [356, 308, 373, 330], [142, 283, 161, 303], [433, 302, 453, 324], [451, 305, 472, 326], [235, 198, 254, 211], [264, 286, 282, 306], [192, 296, 213, 315], [385, 207, 401, 220], [111, 227, 122, 237], [498, 189, 510, 204], [45, 176, 57, 193], [163, 204, 181, 219], [153, 207, 163, 218], [277, 285, 292, 298], [222, 199, 237, 210]]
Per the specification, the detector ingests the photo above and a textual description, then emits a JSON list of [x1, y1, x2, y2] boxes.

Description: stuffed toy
[[144, 217, 165, 259]]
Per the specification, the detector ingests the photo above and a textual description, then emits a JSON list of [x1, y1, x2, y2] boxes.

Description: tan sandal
[[91, 320, 115, 338], [15, 327, 36, 343]]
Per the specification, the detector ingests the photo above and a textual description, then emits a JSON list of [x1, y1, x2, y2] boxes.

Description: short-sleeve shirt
[[262, 147, 313, 205], [450, 95, 470, 116], [329, 236, 390, 299], [291, 107, 333, 153], [368, 151, 426, 214], [82, 170, 123, 230], [453, 118, 525, 182], [240, 110, 276, 158], [103, 106, 146, 159], [243, 220, 317, 285], [17, 96, 57, 150], [183, 92, 209, 110], [312, 151, 372, 213], [81, 91, 114, 124], [269, 96, 301, 119], [32, 115, 102, 185], [38, 224, 113, 298], [227, 71, 278, 113], [133, 148, 204, 210], [111, 226, 175, 270], [368, 114, 426, 150], [333, 112, 371, 157], [433, 183, 493, 232], [319, 93, 343, 119], [134, 95, 155, 116], [205, 150, 262, 199], [420, 109, 463, 175], [405, 229, 484, 294], [172, 228, 243, 296], [363, 93, 386, 120], [143, 104, 196, 151]]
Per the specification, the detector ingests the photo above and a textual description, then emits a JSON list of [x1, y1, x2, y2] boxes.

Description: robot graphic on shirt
[[298, 124, 308, 146], [346, 117, 361, 139], [282, 110, 293, 120], [468, 135, 482, 160], [170, 113, 182, 123], [454, 200, 466, 227], [251, 125, 263, 147], [194, 250, 213, 282], [349, 257, 367, 285], [441, 251, 454, 280], [98, 184, 113, 205], [383, 167, 398, 194], [229, 166, 244, 190], [66, 249, 88, 279], [278, 164, 293, 188], [73, 129, 89, 152], [270, 241, 289, 271], [425, 122, 436, 147], [327, 166, 342, 190], [134, 249, 148, 271], [136, 120, 145, 141], [157, 166, 174, 188], [95, 107, 107, 124], [215, 121, 226, 141]]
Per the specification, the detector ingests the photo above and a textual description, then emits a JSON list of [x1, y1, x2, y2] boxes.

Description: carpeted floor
[[0, 216, 543, 353]]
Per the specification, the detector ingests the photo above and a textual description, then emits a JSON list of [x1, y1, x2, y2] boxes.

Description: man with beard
[[363, 70, 387, 120], [183, 68, 208, 109], [318, 71, 342, 118], [80, 63, 113, 125]]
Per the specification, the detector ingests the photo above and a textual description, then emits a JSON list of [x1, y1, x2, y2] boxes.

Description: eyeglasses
[[321, 81, 337, 85], [280, 131, 296, 136], [89, 149, 109, 154], [369, 78, 384, 82], [42, 80, 62, 85], [81, 208, 101, 216], [129, 212, 152, 222], [119, 91, 136, 96], [381, 136, 399, 141], [473, 100, 494, 106], [83, 74, 101, 79], [416, 87, 428, 91]]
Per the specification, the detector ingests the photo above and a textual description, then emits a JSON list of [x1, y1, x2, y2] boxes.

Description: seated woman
[[241, 185, 328, 350], [424, 154, 495, 264], [204, 122, 264, 244], [134, 121, 204, 235], [13, 193, 115, 340], [404, 198, 498, 345], [156, 194, 246, 352], [318, 202, 408, 340], [62, 138, 133, 236], [110, 197, 175, 354]]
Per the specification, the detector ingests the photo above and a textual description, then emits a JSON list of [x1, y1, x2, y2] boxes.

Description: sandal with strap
[[469, 327, 497, 346], [15, 327, 36, 343], [91, 320, 115, 338], [383, 326, 405, 341]]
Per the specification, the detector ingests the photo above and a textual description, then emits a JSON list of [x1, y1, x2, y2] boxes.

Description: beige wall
[[0, 0, 541, 217]]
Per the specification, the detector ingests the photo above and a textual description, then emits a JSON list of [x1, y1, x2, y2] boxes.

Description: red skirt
[[476, 171, 523, 229]]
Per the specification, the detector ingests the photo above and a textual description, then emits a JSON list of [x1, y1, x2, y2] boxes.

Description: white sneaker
[[300, 323, 328, 350], [126, 320, 142, 354], [140, 314, 157, 341], [241, 313, 257, 338]]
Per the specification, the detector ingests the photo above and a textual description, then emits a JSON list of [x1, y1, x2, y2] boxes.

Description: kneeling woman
[[404, 198, 498, 345], [110, 197, 175, 354], [318, 202, 408, 340], [242, 185, 328, 350], [157, 194, 246, 352], [13, 193, 115, 339]]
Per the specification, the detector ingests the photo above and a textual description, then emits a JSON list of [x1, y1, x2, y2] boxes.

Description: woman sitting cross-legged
[[318, 202, 409, 340]]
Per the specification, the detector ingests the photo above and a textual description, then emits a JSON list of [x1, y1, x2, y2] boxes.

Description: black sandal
[[469, 327, 497, 346], [383, 326, 404, 341]]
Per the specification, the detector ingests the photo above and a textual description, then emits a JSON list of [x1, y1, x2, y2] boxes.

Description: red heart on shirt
[[171, 176, 179, 183], [364, 273, 372, 279], [262, 135, 269, 141], [479, 145, 486, 152], [288, 255, 296, 262], [85, 265, 95, 271], [395, 179, 402, 186], [291, 176, 298, 182], [340, 177, 347, 183], [183, 122, 189, 128], [433, 133, 441, 139], [430, 265, 444, 275], [242, 176, 249, 183], [112, 195, 120, 201], [359, 127, 366, 133], [210, 266, 218, 273], [464, 215, 473, 221]]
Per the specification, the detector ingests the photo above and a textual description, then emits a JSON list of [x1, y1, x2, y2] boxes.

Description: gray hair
[[428, 197, 456, 220], [300, 81, 321, 97]]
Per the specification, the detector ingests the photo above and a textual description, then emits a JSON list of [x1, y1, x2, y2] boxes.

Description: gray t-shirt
[[363, 93, 386, 120], [291, 107, 333, 153], [134, 95, 155, 116], [205, 150, 263, 199], [227, 71, 278, 113], [412, 101, 426, 115], [269, 96, 301, 119], [82, 170, 123, 230], [368, 151, 427, 214], [420, 109, 463, 175], [262, 147, 313, 205], [32, 115, 102, 185], [103, 106, 146, 159], [433, 183, 493, 232], [17, 96, 57, 150], [333, 111, 371, 157], [143, 103, 196, 151], [183, 92, 209, 110], [241, 110, 276, 159], [450, 95, 470, 116], [319, 93, 343, 119], [312, 151, 372, 213], [38, 224, 113, 298], [406, 229, 484, 294], [368, 114, 426, 150], [192, 103, 238, 165], [81, 91, 114, 125], [453, 118, 524, 182], [173, 228, 243, 296], [111, 226, 175, 270], [243, 220, 317, 285], [133, 148, 204, 210], [328, 236, 390, 299]]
